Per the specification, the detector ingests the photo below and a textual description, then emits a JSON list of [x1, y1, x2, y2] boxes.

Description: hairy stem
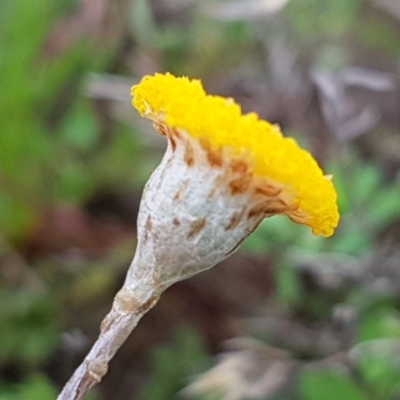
[[57, 288, 159, 400]]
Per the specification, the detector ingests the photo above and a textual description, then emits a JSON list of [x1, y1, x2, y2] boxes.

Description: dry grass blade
[[184, 338, 294, 400], [201, 0, 289, 21]]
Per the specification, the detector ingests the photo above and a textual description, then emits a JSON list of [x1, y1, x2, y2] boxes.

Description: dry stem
[[57, 288, 159, 400]]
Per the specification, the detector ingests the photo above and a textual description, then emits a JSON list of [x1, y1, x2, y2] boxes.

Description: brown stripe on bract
[[288, 214, 307, 224], [173, 217, 180, 226], [199, 138, 223, 168], [206, 148, 223, 167], [184, 140, 194, 167], [229, 173, 252, 194], [171, 128, 182, 139], [145, 215, 152, 230], [247, 201, 272, 219], [264, 198, 290, 214], [188, 217, 206, 238], [287, 208, 308, 224], [169, 135, 177, 152], [153, 122, 168, 136], [173, 189, 181, 201], [254, 185, 282, 197], [143, 215, 153, 242], [247, 197, 291, 219], [173, 180, 188, 201], [224, 209, 245, 230], [207, 182, 220, 201], [229, 159, 248, 174], [153, 123, 181, 151]]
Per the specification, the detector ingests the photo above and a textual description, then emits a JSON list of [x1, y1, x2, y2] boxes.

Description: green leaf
[[53, 161, 95, 203], [0, 290, 59, 365], [329, 227, 371, 256], [274, 263, 302, 306], [300, 368, 368, 400], [352, 163, 381, 204], [357, 308, 400, 343], [285, 0, 360, 39], [352, 339, 400, 399], [324, 161, 351, 214], [0, 374, 57, 400], [0, 195, 35, 240], [60, 101, 99, 150], [357, 16, 400, 56], [139, 327, 209, 400], [18, 375, 57, 400], [130, 0, 159, 48], [369, 186, 400, 229]]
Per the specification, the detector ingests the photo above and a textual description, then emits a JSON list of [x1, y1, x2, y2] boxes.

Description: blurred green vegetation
[[1, 0, 400, 399]]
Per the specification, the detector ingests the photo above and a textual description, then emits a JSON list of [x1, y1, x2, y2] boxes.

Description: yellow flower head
[[132, 73, 339, 237]]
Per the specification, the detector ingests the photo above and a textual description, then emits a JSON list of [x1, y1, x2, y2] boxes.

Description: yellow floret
[[132, 73, 339, 237]]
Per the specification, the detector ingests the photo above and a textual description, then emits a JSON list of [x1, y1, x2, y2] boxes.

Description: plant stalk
[[57, 288, 159, 400]]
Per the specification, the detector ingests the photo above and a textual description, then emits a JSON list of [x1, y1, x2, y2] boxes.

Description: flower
[[56, 73, 340, 400], [132, 73, 339, 238]]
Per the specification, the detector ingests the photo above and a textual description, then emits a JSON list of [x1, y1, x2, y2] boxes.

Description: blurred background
[[1, 0, 400, 399]]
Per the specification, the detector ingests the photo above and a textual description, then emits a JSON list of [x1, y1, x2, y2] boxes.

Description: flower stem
[[57, 288, 159, 400]]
